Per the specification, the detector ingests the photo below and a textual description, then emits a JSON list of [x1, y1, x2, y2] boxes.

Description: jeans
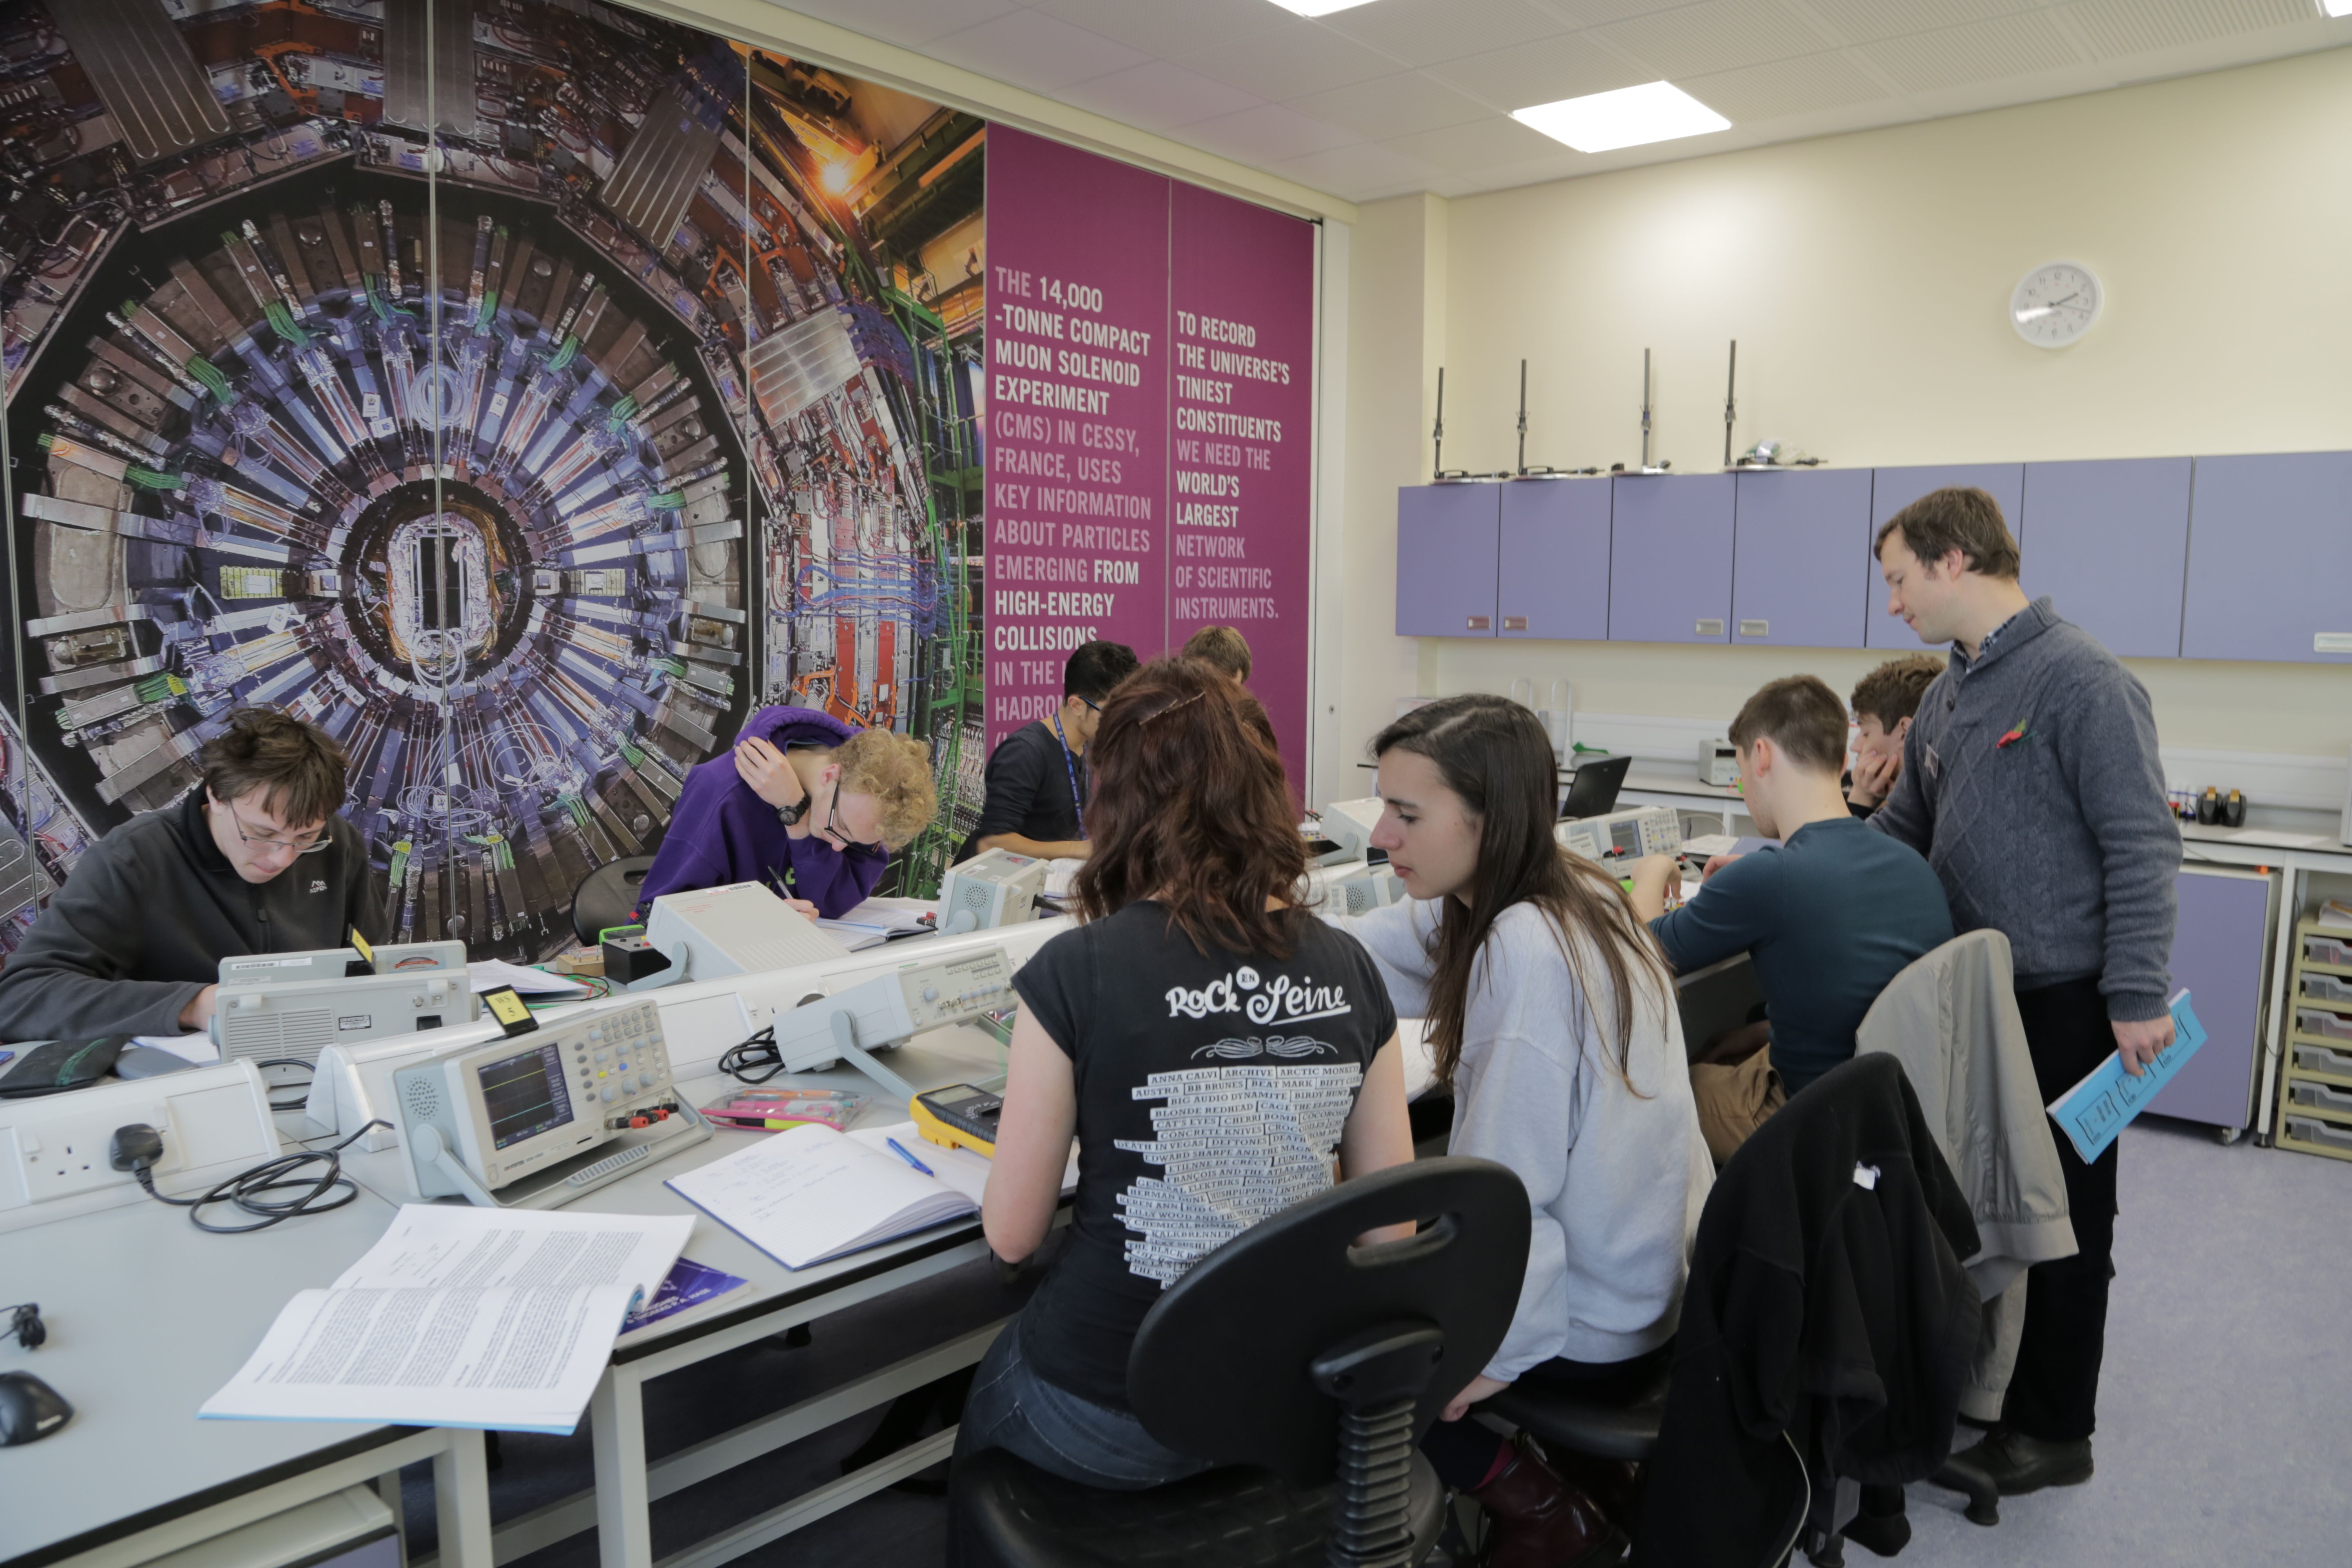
[[953, 1319, 1212, 1490], [2002, 976, 2119, 1443]]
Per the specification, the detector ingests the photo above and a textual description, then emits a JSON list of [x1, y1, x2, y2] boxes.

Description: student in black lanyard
[[956, 640, 1138, 863]]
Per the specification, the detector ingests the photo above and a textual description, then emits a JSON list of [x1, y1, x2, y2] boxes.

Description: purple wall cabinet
[[1731, 469, 1872, 648], [2017, 458, 2191, 659], [1608, 474, 1734, 645], [2149, 868, 2274, 1131], [2180, 452, 2352, 664], [1863, 464, 2026, 650], [1498, 478, 1612, 639], [1396, 483, 1501, 637]]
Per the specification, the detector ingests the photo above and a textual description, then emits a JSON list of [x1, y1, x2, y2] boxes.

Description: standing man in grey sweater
[[1868, 487, 2179, 1495]]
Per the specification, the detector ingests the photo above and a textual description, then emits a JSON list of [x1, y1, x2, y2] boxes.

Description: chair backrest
[[1127, 1156, 1529, 1487], [571, 855, 655, 946], [1854, 929, 2072, 1272]]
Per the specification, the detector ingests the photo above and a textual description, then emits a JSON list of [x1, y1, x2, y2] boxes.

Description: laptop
[[1557, 753, 1632, 820]]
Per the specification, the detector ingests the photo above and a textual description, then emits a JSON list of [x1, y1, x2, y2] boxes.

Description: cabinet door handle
[[1695, 618, 1726, 637], [1466, 615, 1491, 631], [1738, 619, 1769, 637], [1502, 616, 1528, 631], [2317, 632, 2352, 653]]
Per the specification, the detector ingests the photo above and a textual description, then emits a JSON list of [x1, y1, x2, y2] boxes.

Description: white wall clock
[[2009, 261, 2103, 348]]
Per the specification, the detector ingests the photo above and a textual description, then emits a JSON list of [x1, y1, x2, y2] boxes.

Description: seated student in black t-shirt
[[956, 639, 1139, 864], [1626, 676, 1953, 1163], [955, 657, 1417, 1490]]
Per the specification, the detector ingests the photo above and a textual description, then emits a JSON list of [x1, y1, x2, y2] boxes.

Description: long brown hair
[[1376, 695, 1670, 1091], [1071, 657, 1307, 956]]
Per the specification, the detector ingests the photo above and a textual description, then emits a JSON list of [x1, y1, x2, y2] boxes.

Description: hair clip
[[1140, 690, 1210, 725]]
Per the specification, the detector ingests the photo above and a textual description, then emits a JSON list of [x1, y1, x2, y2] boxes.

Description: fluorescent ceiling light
[[1512, 82, 1731, 154], [1268, 0, 1378, 16], [2325, 0, 2352, 18]]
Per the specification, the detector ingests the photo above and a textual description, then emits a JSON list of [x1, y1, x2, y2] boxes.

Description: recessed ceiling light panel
[[1511, 82, 1731, 154], [1267, 0, 1379, 16]]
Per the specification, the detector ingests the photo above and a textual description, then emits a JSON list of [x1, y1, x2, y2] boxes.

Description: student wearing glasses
[[956, 639, 1139, 863], [0, 707, 384, 1042], [637, 706, 940, 920]]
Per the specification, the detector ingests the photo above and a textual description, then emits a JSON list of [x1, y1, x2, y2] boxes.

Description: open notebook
[[666, 1121, 1076, 1270]]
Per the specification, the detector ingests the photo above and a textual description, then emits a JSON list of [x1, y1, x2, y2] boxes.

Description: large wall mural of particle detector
[[0, 0, 987, 957]]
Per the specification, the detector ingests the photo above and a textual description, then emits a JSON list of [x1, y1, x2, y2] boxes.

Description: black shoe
[[1843, 1484, 1910, 1557], [1968, 1428, 2093, 1495]]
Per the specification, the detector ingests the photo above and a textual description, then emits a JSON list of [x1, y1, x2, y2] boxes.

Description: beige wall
[[1340, 45, 2352, 773]]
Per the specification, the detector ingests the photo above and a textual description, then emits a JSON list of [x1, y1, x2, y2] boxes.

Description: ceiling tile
[[1269, 140, 1448, 200], [1534, 0, 1701, 24], [1180, 18, 1405, 99], [2060, 0, 2312, 60], [920, 9, 1152, 93], [1797, 0, 2042, 48], [1318, 0, 1572, 68], [1179, 102, 1364, 165], [1380, 114, 1572, 173], [773, 0, 1025, 50], [1025, 0, 1294, 60], [1853, 10, 2084, 92], [1425, 31, 1653, 111], [1596, 0, 1836, 78], [1679, 49, 1896, 121], [1284, 71, 1494, 140], [1052, 60, 1270, 131]]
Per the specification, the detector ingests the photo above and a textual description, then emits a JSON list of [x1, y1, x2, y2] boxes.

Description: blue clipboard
[[2044, 990, 2207, 1164]]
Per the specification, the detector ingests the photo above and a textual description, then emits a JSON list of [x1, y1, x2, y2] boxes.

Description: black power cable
[[717, 1026, 784, 1084], [254, 1056, 316, 1113], [112, 1119, 391, 1234]]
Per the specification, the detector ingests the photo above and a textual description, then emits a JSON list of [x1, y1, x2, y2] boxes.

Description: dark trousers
[[1421, 1345, 1672, 1489], [2002, 976, 2119, 1442]]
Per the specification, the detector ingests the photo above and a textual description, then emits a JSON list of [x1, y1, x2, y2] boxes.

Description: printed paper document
[[200, 1205, 693, 1432]]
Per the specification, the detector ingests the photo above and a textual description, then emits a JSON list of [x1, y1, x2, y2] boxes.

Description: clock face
[[2010, 261, 2102, 348]]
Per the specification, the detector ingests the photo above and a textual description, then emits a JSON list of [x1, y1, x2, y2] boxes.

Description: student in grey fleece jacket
[[0, 708, 382, 1043], [1867, 487, 2179, 1497], [1327, 695, 1711, 1564]]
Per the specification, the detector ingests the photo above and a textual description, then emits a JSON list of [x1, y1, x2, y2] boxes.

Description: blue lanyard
[[1051, 712, 1085, 841]]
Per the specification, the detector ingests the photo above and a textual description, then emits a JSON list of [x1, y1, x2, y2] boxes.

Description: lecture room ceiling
[[758, 0, 2352, 202]]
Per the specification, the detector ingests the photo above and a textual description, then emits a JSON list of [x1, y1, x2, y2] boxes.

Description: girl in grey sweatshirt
[[1335, 895, 1712, 1376]]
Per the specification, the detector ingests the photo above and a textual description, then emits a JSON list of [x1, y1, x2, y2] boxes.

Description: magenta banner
[[983, 130, 1316, 795], [983, 129, 1170, 752], [1170, 182, 1315, 795]]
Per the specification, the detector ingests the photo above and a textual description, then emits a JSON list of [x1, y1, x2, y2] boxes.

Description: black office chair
[[570, 855, 653, 947], [951, 1157, 1532, 1568]]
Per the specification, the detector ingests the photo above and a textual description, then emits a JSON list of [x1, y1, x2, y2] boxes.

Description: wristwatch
[[775, 795, 811, 826]]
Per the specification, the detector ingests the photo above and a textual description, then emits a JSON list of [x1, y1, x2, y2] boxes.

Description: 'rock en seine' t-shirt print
[[1116, 962, 1366, 1286]]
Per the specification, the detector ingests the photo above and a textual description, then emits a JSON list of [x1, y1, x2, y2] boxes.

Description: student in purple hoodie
[[636, 707, 939, 919]]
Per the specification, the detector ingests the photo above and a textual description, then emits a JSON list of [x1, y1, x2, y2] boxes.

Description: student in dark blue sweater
[[1628, 676, 1953, 1162]]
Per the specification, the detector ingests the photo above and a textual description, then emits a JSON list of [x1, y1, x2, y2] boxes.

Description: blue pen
[[885, 1137, 935, 1176]]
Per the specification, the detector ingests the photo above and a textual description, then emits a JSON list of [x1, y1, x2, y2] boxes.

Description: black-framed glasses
[[223, 802, 330, 855], [825, 793, 883, 851]]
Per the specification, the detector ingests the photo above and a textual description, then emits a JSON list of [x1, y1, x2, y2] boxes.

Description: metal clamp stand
[[1308, 1322, 1446, 1568]]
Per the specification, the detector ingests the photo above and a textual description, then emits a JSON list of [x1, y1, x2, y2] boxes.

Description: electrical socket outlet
[[9, 1100, 180, 1203]]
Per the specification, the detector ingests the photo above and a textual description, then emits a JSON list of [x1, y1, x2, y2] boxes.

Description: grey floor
[[403, 1117, 2351, 1566]]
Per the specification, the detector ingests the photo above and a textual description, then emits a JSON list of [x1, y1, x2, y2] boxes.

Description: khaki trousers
[[1689, 1049, 1785, 1165]]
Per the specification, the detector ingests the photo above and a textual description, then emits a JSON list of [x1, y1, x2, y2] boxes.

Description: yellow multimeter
[[913, 1083, 1002, 1158]]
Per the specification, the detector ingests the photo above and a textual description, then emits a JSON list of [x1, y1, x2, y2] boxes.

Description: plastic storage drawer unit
[[2290, 1043, 2352, 1083], [2295, 1008, 2352, 1043], [2280, 1114, 2352, 1160], [2303, 933, 2352, 968]]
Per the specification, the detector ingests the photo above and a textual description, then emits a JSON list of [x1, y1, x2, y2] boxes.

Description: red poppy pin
[[1997, 720, 2031, 750]]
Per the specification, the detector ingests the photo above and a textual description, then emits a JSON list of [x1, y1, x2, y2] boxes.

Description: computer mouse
[[113, 1045, 199, 1079], [0, 1370, 72, 1444]]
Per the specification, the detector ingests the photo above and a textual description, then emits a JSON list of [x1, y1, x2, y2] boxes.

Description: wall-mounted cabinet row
[[1396, 451, 2352, 663]]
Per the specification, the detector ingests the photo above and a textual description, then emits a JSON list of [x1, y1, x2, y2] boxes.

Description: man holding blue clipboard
[[1866, 488, 2181, 1498]]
